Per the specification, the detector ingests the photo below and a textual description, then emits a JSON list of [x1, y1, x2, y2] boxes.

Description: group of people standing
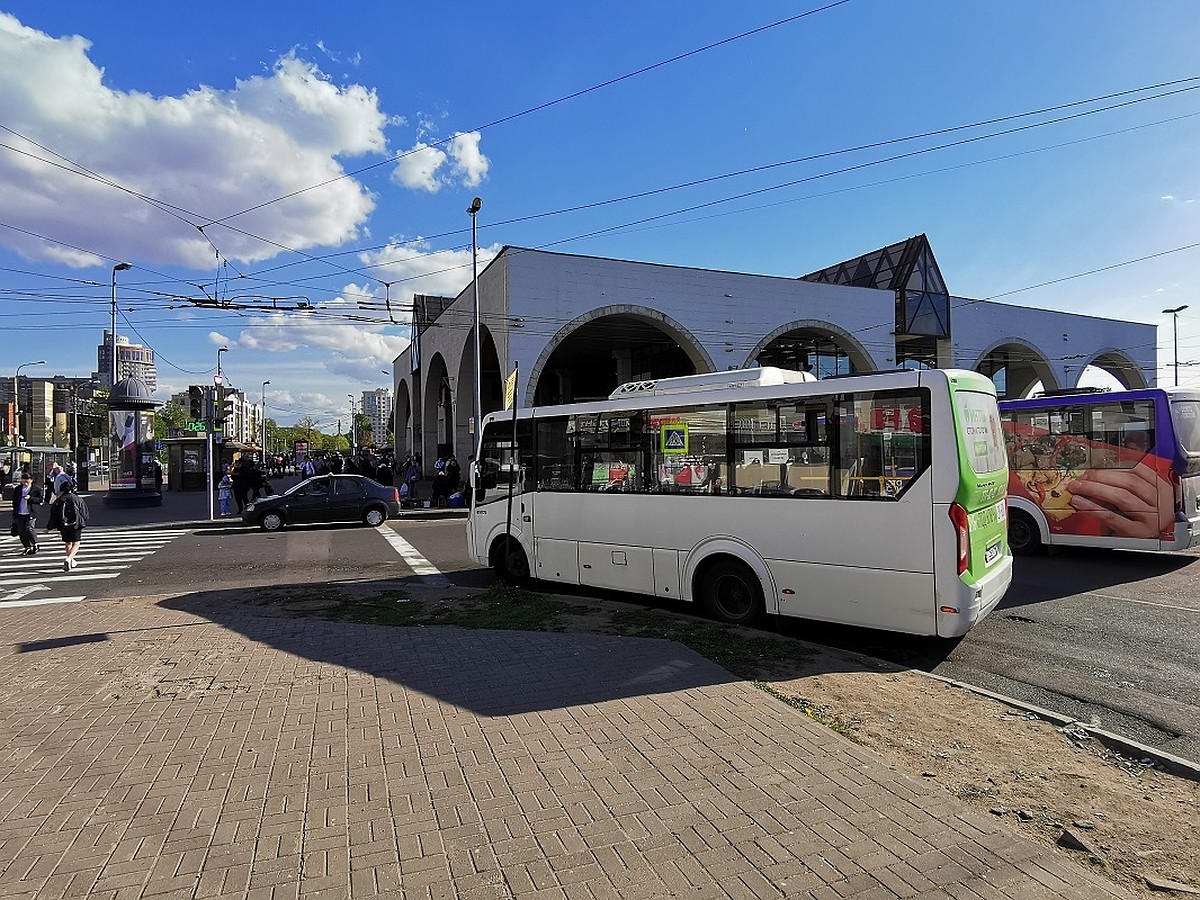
[[216, 458, 272, 517], [9, 462, 90, 571]]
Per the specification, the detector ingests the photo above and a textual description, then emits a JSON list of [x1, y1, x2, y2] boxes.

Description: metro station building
[[389, 235, 1156, 465]]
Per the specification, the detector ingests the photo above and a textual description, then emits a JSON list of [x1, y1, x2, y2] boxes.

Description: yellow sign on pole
[[503, 368, 518, 410]]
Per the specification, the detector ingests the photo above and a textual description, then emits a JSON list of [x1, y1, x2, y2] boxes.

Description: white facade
[[391, 245, 1157, 467], [95, 332, 158, 390], [360, 388, 392, 447]]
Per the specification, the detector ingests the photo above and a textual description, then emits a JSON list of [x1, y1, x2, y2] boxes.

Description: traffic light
[[188, 386, 203, 420], [214, 394, 236, 431]]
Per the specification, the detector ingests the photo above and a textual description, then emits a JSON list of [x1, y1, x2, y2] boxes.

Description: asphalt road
[[10, 512, 1197, 765]]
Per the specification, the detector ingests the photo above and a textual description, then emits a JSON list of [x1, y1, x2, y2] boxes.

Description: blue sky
[[2, 2, 1199, 425]]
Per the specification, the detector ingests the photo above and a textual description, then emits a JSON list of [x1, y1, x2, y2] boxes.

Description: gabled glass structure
[[800, 234, 951, 351]]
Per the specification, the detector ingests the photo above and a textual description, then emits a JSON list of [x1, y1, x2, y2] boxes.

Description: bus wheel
[[700, 560, 763, 626], [492, 540, 530, 585], [1008, 511, 1042, 556]]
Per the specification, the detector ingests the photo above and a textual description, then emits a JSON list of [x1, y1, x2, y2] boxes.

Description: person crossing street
[[46, 477, 89, 570], [9, 471, 42, 555]]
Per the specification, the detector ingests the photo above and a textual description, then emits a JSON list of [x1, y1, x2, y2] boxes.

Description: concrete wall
[[393, 249, 1159, 461]]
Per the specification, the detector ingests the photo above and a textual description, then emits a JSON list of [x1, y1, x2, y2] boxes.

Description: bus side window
[[535, 417, 577, 492], [835, 391, 929, 500]]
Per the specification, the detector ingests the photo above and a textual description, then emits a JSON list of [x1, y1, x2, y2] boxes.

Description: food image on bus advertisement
[[1002, 408, 1174, 541]]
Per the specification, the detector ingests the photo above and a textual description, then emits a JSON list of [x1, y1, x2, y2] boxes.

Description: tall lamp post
[[1163, 305, 1189, 387], [13, 359, 46, 446], [110, 263, 132, 387], [347, 393, 356, 456], [467, 197, 482, 453], [260, 380, 270, 450]]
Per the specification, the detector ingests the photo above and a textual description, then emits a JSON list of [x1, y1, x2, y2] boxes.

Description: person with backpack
[[47, 478, 89, 571]]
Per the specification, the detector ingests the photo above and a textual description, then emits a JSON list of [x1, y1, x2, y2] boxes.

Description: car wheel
[[1008, 511, 1042, 556], [699, 559, 763, 626], [261, 511, 284, 532], [363, 506, 386, 527]]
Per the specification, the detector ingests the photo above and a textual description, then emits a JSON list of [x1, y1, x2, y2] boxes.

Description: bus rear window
[[954, 391, 1006, 475], [1170, 400, 1200, 462]]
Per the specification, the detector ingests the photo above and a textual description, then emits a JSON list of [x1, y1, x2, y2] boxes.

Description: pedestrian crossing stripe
[[0, 526, 189, 600], [1, 596, 88, 608]]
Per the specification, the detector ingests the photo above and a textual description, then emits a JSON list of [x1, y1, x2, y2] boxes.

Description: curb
[[920, 671, 1200, 782]]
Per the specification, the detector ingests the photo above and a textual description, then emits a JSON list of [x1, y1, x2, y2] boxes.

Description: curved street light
[[467, 196, 482, 452], [1163, 305, 1190, 387], [110, 263, 132, 386], [13, 360, 46, 446]]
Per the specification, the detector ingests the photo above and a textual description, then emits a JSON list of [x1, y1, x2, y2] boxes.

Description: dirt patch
[[243, 581, 1200, 898]]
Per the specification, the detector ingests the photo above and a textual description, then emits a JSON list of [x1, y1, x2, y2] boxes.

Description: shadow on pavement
[[1000, 547, 1197, 608], [157, 580, 745, 717], [153, 570, 900, 717]]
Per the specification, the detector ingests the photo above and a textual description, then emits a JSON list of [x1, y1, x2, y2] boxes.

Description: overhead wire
[[206, 1, 856, 227]]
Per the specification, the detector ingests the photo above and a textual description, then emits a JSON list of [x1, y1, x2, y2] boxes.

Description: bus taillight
[[949, 503, 970, 575]]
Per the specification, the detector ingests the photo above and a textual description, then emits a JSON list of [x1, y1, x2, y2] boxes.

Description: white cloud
[[392, 131, 490, 193], [209, 331, 233, 346], [357, 239, 501, 309], [0, 14, 390, 267], [449, 132, 489, 187], [392, 143, 447, 193]]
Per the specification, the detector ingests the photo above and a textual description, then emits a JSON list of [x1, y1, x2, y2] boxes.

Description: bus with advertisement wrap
[[468, 367, 1011, 637], [999, 387, 1200, 554]]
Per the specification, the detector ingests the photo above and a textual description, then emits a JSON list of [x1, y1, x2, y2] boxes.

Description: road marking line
[[1083, 591, 1200, 613], [0, 571, 123, 587], [376, 526, 448, 583], [0, 595, 89, 608]]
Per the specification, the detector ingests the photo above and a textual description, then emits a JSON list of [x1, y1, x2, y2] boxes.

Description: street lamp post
[[260, 380, 270, 449], [13, 360, 46, 446], [347, 394, 356, 456], [110, 263, 132, 387], [1163, 305, 1189, 387], [467, 197, 482, 454]]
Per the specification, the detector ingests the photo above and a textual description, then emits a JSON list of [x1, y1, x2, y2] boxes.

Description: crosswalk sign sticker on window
[[661, 424, 689, 455]]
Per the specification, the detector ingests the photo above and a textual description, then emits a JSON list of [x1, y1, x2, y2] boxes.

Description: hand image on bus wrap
[[1067, 454, 1174, 540]]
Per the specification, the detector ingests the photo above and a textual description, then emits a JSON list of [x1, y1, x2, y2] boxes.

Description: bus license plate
[[984, 540, 1002, 567]]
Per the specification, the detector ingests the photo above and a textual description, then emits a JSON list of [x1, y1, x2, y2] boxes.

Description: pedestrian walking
[[231, 460, 251, 513], [9, 471, 42, 555], [47, 478, 89, 571]]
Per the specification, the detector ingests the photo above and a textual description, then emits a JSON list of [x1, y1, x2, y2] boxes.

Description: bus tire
[[698, 559, 763, 626], [1008, 511, 1042, 556], [491, 538, 530, 585]]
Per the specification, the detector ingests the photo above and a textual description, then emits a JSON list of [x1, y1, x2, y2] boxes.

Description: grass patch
[[605, 608, 817, 680], [756, 682, 861, 738]]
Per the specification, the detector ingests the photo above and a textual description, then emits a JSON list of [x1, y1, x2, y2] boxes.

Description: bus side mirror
[[473, 461, 486, 501]]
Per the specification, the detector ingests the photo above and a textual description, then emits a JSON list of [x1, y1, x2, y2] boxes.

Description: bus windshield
[[1170, 399, 1200, 471]]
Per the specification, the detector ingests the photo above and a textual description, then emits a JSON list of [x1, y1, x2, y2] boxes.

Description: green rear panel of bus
[[948, 372, 1010, 585]]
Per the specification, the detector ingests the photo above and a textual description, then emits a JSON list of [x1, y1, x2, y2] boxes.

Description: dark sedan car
[[242, 474, 401, 531]]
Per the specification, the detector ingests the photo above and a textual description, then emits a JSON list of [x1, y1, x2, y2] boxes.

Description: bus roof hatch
[[609, 367, 817, 399]]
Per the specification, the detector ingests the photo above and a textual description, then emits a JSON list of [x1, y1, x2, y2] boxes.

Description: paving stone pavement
[[0, 597, 1131, 899]]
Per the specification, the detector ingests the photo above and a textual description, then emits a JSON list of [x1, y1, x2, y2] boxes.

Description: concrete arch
[[421, 352, 452, 468], [527, 305, 716, 405], [456, 326, 502, 448], [971, 338, 1059, 399], [745, 319, 878, 374], [1073, 348, 1150, 390], [394, 379, 414, 458]]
